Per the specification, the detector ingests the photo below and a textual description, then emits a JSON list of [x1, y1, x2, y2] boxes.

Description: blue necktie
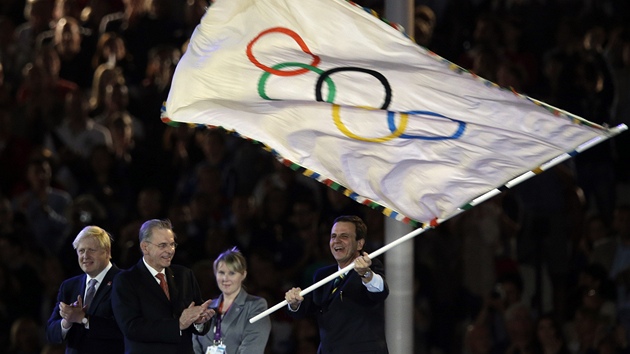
[[84, 279, 97, 309]]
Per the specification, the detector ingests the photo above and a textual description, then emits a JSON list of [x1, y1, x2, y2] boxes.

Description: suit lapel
[[79, 274, 88, 302], [165, 267, 178, 303], [323, 266, 338, 295], [86, 266, 118, 315], [219, 290, 246, 334], [138, 260, 171, 304], [316, 266, 339, 307]]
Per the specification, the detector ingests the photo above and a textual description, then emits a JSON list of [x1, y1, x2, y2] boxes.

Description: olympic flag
[[164, 0, 626, 226]]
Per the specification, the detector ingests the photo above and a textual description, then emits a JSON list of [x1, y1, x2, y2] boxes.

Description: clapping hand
[[59, 295, 86, 328], [180, 300, 215, 329]]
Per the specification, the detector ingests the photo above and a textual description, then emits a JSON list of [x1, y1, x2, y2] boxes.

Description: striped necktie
[[84, 279, 98, 309], [331, 273, 345, 294]]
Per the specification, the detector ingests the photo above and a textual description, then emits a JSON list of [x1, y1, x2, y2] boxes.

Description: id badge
[[206, 344, 226, 354]]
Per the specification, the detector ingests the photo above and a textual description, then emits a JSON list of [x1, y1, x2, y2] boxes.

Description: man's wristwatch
[[81, 316, 88, 325], [361, 270, 372, 279]]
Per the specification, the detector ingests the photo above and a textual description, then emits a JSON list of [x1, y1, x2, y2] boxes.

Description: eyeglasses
[[145, 241, 178, 250]]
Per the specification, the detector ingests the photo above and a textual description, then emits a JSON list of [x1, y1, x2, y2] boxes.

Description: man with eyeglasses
[[46, 225, 124, 353], [112, 219, 215, 354]]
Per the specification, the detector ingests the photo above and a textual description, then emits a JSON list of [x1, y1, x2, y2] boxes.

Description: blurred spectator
[[128, 44, 181, 150], [289, 196, 328, 288], [185, 187, 226, 249], [532, 313, 570, 354], [100, 0, 185, 85], [452, 196, 504, 309], [610, 205, 630, 342], [42, 88, 112, 195], [491, 302, 536, 354], [88, 63, 123, 117], [47, 16, 94, 88], [0, 197, 14, 235], [0, 17, 18, 90], [0, 262, 16, 350], [13, 0, 55, 77], [51, 87, 113, 158], [500, 16, 538, 92], [40, 343, 66, 354], [52, 0, 81, 22], [0, 233, 44, 325], [564, 307, 604, 354], [80, 0, 122, 34], [91, 31, 137, 83], [37, 255, 63, 325], [8, 316, 43, 354], [79, 144, 132, 226], [95, 81, 144, 141], [291, 318, 319, 354], [182, 0, 207, 39], [565, 263, 617, 324], [608, 26, 630, 182], [414, 5, 436, 48], [98, 0, 145, 35], [224, 193, 260, 255], [0, 0, 28, 26], [115, 187, 164, 268], [176, 127, 237, 203], [476, 271, 526, 347], [190, 259, 218, 301], [457, 13, 503, 76], [464, 322, 493, 354], [162, 124, 204, 194], [14, 60, 70, 144], [106, 112, 135, 165], [585, 215, 616, 273], [11, 157, 71, 255], [513, 163, 581, 315], [0, 107, 32, 197], [253, 158, 323, 221]]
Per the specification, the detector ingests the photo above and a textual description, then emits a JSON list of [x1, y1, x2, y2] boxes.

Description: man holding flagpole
[[285, 215, 389, 354]]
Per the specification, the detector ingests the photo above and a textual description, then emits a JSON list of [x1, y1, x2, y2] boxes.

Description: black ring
[[315, 67, 392, 110]]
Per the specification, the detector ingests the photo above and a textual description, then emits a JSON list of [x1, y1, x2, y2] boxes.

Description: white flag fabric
[[164, 0, 622, 225]]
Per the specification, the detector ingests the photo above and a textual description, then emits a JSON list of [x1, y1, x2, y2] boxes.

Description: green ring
[[258, 62, 336, 103]]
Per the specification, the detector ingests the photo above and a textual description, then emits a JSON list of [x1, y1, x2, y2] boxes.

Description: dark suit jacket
[[46, 265, 124, 354], [288, 258, 389, 354], [192, 289, 271, 354], [111, 259, 210, 354]]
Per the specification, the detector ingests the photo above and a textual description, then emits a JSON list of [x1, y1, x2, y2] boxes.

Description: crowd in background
[[0, 0, 629, 353]]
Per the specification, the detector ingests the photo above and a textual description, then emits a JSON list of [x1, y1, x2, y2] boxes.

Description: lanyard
[[214, 301, 225, 342]]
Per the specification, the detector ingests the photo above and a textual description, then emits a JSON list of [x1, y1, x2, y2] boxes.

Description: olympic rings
[[258, 62, 336, 102], [247, 27, 321, 77], [333, 105, 409, 143], [387, 111, 466, 140], [315, 67, 392, 110], [247, 26, 467, 142]]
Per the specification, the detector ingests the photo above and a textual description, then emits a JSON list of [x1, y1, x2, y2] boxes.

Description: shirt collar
[[87, 262, 113, 286], [142, 258, 165, 278]]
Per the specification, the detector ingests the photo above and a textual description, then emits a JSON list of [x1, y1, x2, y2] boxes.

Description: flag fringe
[[161, 97, 627, 229]]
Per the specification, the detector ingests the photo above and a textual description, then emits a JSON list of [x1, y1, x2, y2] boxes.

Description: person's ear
[[243, 270, 247, 279], [140, 241, 148, 255], [358, 238, 365, 251]]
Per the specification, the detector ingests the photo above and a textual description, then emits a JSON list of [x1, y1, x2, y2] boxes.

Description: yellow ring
[[332, 104, 408, 142]]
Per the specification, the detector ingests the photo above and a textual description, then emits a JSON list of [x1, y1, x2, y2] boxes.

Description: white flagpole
[[249, 225, 428, 324], [248, 123, 627, 324]]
